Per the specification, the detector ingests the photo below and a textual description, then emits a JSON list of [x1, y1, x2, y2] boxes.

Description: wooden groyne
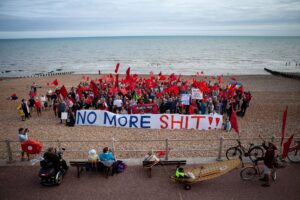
[[1, 71, 75, 79], [264, 68, 300, 80]]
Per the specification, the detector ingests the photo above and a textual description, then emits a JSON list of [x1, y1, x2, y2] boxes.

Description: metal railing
[[1, 136, 298, 164]]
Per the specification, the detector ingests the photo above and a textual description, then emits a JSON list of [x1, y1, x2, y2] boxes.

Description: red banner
[[131, 103, 159, 114]]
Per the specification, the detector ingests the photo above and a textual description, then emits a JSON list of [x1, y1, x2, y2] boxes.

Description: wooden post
[[165, 138, 169, 161], [5, 140, 15, 164], [216, 137, 224, 161]]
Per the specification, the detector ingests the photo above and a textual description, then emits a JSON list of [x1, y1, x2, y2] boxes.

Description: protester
[[21, 99, 30, 119], [260, 141, 277, 187], [7, 93, 18, 100], [17, 103, 25, 121], [18, 128, 29, 161], [66, 111, 75, 127], [34, 97, 42, 116], [223, 117, 231, 132], [40, 95, 47, 110]]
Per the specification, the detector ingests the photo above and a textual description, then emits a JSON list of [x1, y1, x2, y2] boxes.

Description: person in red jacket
[[34, 98, 42, 116]]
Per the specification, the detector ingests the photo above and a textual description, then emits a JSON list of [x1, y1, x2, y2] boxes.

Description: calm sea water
[[1, 36, 300, 77]]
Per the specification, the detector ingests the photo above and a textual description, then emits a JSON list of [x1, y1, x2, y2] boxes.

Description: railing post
[[57, 140, 61, 150], [112, 137, 116, 156], [5, 140, 15, 164], [165, 138, 169, 161], [216, 137, 224, 161]]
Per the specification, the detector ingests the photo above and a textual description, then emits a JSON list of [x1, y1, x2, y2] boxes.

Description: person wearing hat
[[87, 149, 98, 171], [260, 139, 277, 187]]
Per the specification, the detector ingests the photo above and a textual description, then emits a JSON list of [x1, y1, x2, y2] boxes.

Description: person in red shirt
[[35, 98, 42, 116]]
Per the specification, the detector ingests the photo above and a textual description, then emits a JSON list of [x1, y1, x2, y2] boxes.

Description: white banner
[[76, 110, 223, 130], [191, 88, 203, 100]]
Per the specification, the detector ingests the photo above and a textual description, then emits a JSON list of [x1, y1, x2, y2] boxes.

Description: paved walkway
[[0, 163, 299, 200]]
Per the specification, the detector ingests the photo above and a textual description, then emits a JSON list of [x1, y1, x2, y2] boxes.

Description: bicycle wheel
[[226, 147, 242, 160], [240, 167, 257, 181], [249, 146, 264, 162], [287, 148, 300, 163]]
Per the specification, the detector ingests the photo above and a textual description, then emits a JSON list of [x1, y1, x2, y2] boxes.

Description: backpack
[[116, 160, 126, 173]]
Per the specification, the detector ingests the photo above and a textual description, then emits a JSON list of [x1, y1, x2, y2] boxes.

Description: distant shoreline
[[1, 35, 300, 40]]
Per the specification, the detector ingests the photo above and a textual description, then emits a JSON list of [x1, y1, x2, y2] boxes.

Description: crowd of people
[[17, 72, 252, 132]]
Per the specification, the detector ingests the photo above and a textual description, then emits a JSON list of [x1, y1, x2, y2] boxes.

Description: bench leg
[[77, 165, 80, 178], [148, 168, 152, 178], [76, 165, 84, 178]]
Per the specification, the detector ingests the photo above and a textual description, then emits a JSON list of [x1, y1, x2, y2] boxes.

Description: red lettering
[[215, 117, 220, 126], [160, 115, 169, 129], [208, 117, 213, 125], [171, 115, 184, 129], [191, 116, 206, 129], [185, 116, 189, 129]]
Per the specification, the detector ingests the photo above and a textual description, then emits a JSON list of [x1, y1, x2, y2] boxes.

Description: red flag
[[157, 151, 166, 157], [89, 81, 99, 98], [281, 134, 294, 160], [52, 79, 58, 86], [59, 85, 68, 99], [86, 76, 90, 81], [120, 88, 127, 95], [150, 71, 155, 80], [115, 74, 119, 88], [159, 74, 166, 81], [115, 63, 120, 73], [156, 92, 163, 98], [230, 106, 239, 134], [126, 67, 131, 78], [77, 87, 83, 99], [281, 106, 288, 146]]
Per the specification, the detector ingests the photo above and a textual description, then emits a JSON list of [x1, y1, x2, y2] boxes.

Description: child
[[18, 128, 29, 161], [224, 117, 231, 132]]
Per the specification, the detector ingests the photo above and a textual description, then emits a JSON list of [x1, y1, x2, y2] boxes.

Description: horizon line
[[1, 34, 300, 40]]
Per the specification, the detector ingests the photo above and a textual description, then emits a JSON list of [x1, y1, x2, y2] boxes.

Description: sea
[[0, 36, 300, 77]]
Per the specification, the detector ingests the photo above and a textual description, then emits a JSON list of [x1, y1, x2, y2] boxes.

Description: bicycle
[[226, 139, 264, 163], [287, 139, 300, 163], [240, 159, 277, 181]]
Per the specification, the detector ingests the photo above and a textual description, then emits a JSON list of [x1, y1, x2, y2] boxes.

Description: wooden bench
[[69, 160, 112, 178], [142, 160, 187, 177]]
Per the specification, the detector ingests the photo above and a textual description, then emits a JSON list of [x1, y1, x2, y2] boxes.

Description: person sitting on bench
[[144, 150, 160, 167], [99, 147, 115, 167], [86, 149, 98, 171]]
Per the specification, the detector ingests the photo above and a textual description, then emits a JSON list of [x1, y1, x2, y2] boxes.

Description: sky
[[0, 0, 300, 38]]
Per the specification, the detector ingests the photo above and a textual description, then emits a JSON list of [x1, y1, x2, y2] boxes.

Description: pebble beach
[[0, 74, 299, 160]]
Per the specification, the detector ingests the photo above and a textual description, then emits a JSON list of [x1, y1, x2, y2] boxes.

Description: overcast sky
[[0, 0, 300, 38]]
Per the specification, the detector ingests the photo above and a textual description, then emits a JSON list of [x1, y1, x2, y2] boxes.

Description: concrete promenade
[[0, 162, 299, 200]]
